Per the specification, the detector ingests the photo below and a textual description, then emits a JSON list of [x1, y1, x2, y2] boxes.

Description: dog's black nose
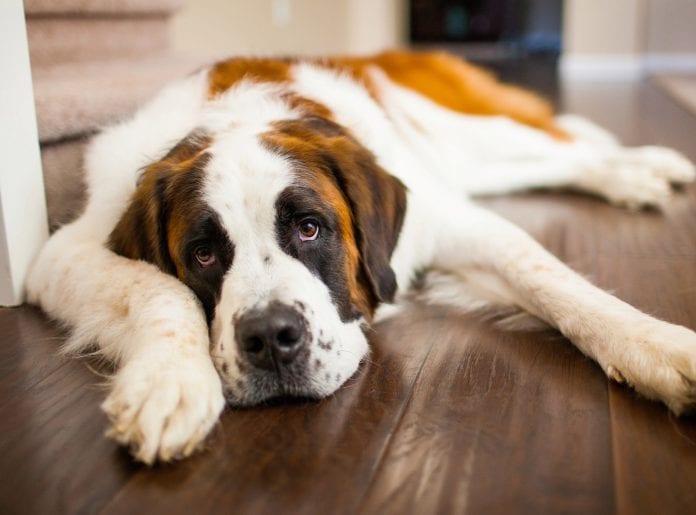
[[235, 303, 307, 371]]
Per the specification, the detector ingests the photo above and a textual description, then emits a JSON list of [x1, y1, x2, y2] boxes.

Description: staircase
[[25, 0, 210, 229]]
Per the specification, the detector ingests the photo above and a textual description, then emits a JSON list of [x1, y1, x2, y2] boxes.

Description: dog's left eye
[[194, 245, 216, 267], [298, 219, 320, 242]]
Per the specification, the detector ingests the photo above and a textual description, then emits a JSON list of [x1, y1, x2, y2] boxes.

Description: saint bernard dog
[[27, 51, 696, 464]]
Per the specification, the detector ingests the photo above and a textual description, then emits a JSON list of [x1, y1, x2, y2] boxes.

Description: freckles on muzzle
[[213, 300, 319, 404], [234, 301, 311, 372], [211, 295, 368, 406]]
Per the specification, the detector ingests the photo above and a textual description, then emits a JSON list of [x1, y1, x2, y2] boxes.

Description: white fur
[[201, 128, 367, 404], [26, 58, 696, 463]]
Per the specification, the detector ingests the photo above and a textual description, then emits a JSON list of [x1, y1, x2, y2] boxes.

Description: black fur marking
[[108, 139, 234, 323], [178, 211, 234, 322], [263, 116, 407, 317], [274, 186, 359, 322], [319, 149, 406, 304]]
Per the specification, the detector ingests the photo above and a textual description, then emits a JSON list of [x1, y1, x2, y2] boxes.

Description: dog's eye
[[298, 219, 320, 242], [194, 245, 216, 267]]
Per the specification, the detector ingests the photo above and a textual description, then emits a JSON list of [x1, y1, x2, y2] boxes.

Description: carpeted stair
[[25, 0, 210, 229]]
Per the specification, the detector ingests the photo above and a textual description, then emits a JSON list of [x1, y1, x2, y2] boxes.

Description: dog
[[27, 51, 696, 464]]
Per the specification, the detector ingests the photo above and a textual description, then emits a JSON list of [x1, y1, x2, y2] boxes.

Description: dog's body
[[27, 51, 696, 463]]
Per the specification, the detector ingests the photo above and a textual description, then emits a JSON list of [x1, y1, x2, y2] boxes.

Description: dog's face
[[109, 107, 406, 405]]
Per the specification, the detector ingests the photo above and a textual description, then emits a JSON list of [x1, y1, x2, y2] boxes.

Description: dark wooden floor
[[2, 61, 696, 515]]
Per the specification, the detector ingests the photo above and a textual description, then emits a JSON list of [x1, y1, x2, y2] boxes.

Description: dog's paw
[[620, 146, 696, 185], [580, 146, 695, 209], [603, 319, 696, 415], [102, 351, 225, 464]]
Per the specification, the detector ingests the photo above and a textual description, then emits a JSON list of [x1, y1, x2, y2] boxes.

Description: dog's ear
[[262, 116, 407, 306], [108, 164, 177, 274], [108, 132, 210, 275], [326, 137, 407, 304]]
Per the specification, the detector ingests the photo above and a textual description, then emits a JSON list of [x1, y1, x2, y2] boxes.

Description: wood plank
[[99, 313, 435, 514], [596, 187, 696, 515], [565, 76, 696, 515], [359, 316, 615, 514], [610, 387, 696, 515], [0, 307, 136, 514], [358, 194, 618, 514]]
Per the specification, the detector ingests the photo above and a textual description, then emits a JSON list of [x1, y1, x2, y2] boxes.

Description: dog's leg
[[397, 194, 696, 413], [448, 117, 695, 208], [26, 220, 224, 463], [374, 75, 695, 207], [554, 114, 620, 150], [464, 146, 695, 209]]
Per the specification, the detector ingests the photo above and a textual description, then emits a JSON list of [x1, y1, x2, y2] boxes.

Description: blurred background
[[17, 0, 696, 232], [169, 0, 696, 80]]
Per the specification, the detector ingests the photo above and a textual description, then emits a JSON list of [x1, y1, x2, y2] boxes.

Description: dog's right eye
[[194, 245, 216, 267], [298, 218, 320, 242]]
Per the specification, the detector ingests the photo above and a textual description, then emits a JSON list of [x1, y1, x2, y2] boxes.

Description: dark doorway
[[409, 0, 563, 58]]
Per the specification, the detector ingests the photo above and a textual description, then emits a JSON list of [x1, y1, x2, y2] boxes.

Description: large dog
[[27, 51, 696, 463]]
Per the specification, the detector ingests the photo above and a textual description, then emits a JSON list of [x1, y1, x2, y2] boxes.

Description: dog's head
[[109, 88, 406, 404]]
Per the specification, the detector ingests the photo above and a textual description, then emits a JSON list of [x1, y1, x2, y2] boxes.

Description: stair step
[[40, 137, 89, 230], [24, 0, 183, 16], [27, 16, 171, 67], [32, 54, 211, 143]]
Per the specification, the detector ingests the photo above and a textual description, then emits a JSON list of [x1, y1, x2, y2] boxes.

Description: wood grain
[[1, 60, 695, 514], [100, 319, 435, 515]]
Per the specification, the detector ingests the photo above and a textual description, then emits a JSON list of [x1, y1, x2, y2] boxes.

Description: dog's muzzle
[[235, 301, 309, 371]]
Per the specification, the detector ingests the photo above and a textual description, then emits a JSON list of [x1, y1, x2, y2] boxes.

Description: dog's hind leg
[[433, 113, 695, 207], [393, 192, 696, 414], [25, 218, 225, 464], [554, 114, 620, 150], [374, 70, 695, 207], [464, 143, 695, 209]]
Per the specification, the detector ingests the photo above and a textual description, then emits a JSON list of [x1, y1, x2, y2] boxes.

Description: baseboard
[[559, 55, 644, 81], [644, 53, 696, 74], [560, 53, 696, 81]]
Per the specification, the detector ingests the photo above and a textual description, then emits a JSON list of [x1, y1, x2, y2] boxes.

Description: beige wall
[[346, 0, 405, 55], [564, 0, 696, 57], [171, 0, 405, 57], [563, 0, 646, 57], [646, 0, 696, 54]]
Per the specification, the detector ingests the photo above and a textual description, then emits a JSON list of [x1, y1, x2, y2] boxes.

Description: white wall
[[0, 0, 48, 305]]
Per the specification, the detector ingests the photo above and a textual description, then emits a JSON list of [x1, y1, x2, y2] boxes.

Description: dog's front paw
[[102, 351, 225, 464], [603, 320, 696, 414]]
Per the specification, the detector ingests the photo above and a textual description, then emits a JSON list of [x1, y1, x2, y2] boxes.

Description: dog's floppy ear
[[108, 132, 210, 275], [108, 165, 177, 275], [326, 137, 407, 304], [262, 116, 407, 306]]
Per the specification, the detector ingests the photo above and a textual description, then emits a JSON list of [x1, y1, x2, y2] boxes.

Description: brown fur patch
[[208, 57, 292, 98], [207, 52, 569, 140], [109, 133, 212, 278], [110, 130, 235, 323], [281, 91, 333, 119], [329, 51, 571, 141], [265, 120, 370, 318], [262, 115, 406, 319]]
